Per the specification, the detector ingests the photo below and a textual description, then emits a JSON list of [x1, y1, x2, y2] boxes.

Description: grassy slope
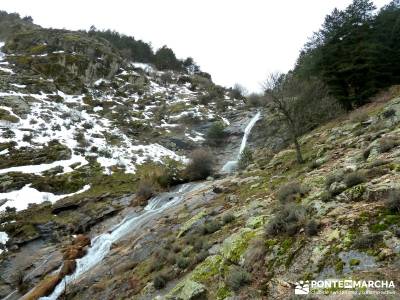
[[133, 94, 400, 299]]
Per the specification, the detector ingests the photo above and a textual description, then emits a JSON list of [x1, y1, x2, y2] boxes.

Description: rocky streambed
[[0, 109, 263, 299]]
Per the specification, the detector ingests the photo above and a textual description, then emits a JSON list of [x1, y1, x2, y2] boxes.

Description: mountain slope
[[1, 11, 400, 300], [0, 14, 250, 298], [43, 93, 400, 300]]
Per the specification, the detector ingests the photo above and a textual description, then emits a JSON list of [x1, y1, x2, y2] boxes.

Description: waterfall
[[32, 112, 260, 300], [39, 183, 203, 300], [221, 111, 261, 173]]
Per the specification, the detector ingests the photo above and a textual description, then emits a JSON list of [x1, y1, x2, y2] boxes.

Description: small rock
[[245, 215, 266, 229], [208, 244, 221, 255], [329, 182, 346, 195], [167, 279, 206, 300], [378, 248, 394, 260], [63, 247, 84, 260], [226, 194, 238, 203], [59, 260, 76, 276], [212, 186, 223, 193], [250, 183, 260, 189], [0, 199, 8, 207], [73, 234, 91, 247], [42, 165, 64, 176], [69, 162, 82, 169]]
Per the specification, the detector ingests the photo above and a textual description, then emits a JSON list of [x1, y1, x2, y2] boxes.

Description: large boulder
[[167, 279, 207, 300], [59, 259, 76, 276]]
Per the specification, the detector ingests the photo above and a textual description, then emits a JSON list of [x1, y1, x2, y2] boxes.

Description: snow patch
[[10, 83, 26, 88], [93, 106, 103, 112], [0, 184, 91, 212], [0, 231, 8, 254], [221, 117, 230, 125], [0, 66, 14, 74], [0, 155, 88, 175], [131, 62, 154, 72]]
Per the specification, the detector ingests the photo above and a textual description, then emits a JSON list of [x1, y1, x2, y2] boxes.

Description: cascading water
[[221, 111, 261, 173], [39, 183, 202, 300], [32, 112, 259, 300]]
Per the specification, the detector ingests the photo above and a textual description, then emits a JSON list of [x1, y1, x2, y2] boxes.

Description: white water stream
[[221, 111, 261, 173], [39, 183, 202, 300], [18, 112, 261, 299]]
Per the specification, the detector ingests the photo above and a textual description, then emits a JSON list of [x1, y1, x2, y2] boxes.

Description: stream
[[40, 183, 202, 300], [222, 111, 261, 173], [23, 111, 262, 300]]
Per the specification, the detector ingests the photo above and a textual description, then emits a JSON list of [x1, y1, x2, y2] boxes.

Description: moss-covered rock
[[177, 209, 207, 238], [191, 255, 224, 283], [245, 215, 267, 229], [343, 184, 366, 202], [0, 172, 35, 192], [0, 108, 19, 123], [166, 279, 206, 300], [220, 228, 256, 263], [0, 140, 71, 169]]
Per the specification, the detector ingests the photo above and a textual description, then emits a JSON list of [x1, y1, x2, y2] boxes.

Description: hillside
[[0, 13, 252, 299], [38, 91, 400, 300], [1, 4, 400, 300]]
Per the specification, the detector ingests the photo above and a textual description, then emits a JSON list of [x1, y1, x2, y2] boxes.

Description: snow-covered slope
[[0, 37, 243, 213]]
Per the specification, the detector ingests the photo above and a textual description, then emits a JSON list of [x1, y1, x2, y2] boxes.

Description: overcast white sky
[[0, 0, 390, 92]]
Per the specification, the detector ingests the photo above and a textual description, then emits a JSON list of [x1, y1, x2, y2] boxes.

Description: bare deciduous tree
[[263, 72, 343, 164], [263, 72, 305, 163]]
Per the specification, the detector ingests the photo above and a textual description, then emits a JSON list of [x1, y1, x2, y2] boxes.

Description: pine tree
[[154, 46, 182, 71]]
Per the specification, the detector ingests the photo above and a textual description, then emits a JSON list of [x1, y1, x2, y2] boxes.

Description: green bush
[[362, 147, 371, 160], [265, 204, 307, 236], [386, 190, 400, 213], [305, 219, 319, 236], [382, 108, 396, 119], [378, 137, 398, 153], [343, 172, 366, 188], [199, 86, 224, 105], [201, 220, 221, 235], [325, 172, 344, 190], [225, 266, 251, 291], [243, 238, 266, 272], [195, 251, 209, 263], [222, 213, 235, 224], [193, 237, 209, 252], [206, 121, 226, 147], [148, 258, 163, 272], [136, 180, 154, 202], [184, 149, 213, 181], [320, 191, 333, 202], [176, 256, 190, 269], [157, 158, 183, 188], [238, 147, 253, 170], [153, 274, 166, 289], [353, 233, 382, 249], [246, 93, 264, 107], [276, 181, 307, 203]]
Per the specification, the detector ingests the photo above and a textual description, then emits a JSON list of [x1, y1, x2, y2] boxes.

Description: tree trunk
[[293, 136, 304, 164]]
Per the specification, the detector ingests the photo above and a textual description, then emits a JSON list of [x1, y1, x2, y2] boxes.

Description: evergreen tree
[[294, 0, 400, 108], [154, 46, 182, 71]]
